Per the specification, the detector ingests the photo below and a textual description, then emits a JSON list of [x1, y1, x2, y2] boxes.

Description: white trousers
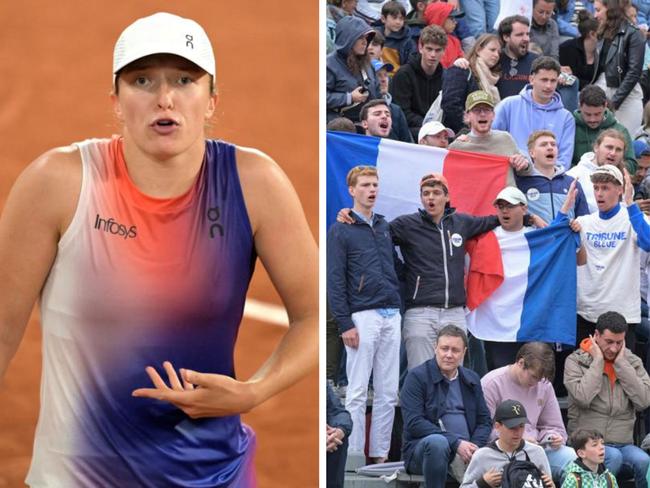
[[402, 306, 467, 370], [596, 72, 643, 137], [345, 309, 401, 457]]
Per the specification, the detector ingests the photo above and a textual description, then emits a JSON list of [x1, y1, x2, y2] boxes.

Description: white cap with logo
[[113, 12, 216, 80], [418, 121, 455, 143], [591, 164, 624, 185], [493, 186, 528, 206]]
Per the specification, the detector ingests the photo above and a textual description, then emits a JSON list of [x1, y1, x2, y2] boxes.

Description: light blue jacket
[[493, 85, 576, 170]]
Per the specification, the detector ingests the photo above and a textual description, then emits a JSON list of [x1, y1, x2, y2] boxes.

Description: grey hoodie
[[460, 440, 551, 488]]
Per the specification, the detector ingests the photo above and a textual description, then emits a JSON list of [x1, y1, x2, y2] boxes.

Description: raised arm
[[0, 148, 80, 380]]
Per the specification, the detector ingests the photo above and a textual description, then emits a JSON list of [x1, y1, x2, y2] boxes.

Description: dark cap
[[494, 399, 528, 428]]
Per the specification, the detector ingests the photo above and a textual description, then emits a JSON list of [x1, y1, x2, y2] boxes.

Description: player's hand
[[132, 361, 258, 418], [456, 440, 478, 463], [569, 219, 582, 233], [482, 468, 502, 488], [588, 335, 603, 360], [561, 178, 577, 214], [541, 473, 555, 488], [351, 86, 369, 104], [509, 154, 529, 172], [341, 327, 359, 348], [337, 208, 354, 224], [327, 425, 345, 452], [623, 168, 634, 206]]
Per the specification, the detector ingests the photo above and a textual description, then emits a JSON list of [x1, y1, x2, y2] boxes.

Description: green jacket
[[572, 109, 637, 173], [561, 459, 617, 488]]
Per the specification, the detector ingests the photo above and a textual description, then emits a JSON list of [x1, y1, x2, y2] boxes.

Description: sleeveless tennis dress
[[26, 137, 257, 487]]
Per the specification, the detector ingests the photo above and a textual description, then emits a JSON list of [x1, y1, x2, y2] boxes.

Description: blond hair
[[347, 166, 378, 187]]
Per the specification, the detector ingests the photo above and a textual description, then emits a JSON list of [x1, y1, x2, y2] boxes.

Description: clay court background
[[0, 2, 318, 487]]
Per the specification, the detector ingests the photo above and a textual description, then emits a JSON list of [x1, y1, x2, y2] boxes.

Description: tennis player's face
[[112, 54, 216, 159]]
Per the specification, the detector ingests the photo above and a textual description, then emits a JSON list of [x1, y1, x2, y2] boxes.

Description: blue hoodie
[[326, 16, 381, 121], [493, 85, 576, 170], [515, 166, 590, 224]]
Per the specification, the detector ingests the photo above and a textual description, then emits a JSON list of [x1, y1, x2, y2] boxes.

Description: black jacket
[[327, 213, 402, 333], [559, 37, 596, 89], [390, 54, 444, 138], [390, 209, 499, 310], [593, 21, 645, 109], [441, 66, 479, 134]]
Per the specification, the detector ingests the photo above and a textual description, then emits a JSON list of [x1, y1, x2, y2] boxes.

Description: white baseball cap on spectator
[[493, 187, 527, 206], [591, 164, 624, 186], [418, 121, 455, 144]]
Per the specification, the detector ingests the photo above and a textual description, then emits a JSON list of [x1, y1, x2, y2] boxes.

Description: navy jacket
[[327, 384, 352, 437], [327, 213, 401, 333], [401, 358, 492, 469], [390, 209, 499, 310], [441, 66, 479, 134]]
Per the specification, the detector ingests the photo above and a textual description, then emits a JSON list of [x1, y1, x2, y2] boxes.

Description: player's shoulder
[[18, 144, 81, 192], [235, 145, 289, 189]]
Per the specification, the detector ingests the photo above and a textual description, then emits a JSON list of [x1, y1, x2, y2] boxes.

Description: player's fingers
[[182, 369, 211, 388], [132, 387, 168, 400], [144, 366, 169, 390], [163, 361, 183, 391], [180, 369, 195, 390]]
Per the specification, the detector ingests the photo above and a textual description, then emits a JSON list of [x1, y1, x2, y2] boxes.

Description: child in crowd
[[368, 30, 385, 61], [562, 429, 618, 488], [424, 1, 465, 68], [375, 1, 416, 73]]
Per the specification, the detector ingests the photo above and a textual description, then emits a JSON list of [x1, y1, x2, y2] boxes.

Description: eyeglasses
[[470, 107, 494, 115], [495, 202, 520, 210]]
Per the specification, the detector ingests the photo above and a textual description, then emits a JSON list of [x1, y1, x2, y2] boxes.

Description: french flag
[[466, 223, 580, 346], [326, 131, 509, 226], [327, 131, 579, 345]]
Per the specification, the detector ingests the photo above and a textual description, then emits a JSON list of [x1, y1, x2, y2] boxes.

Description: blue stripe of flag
[[327, 131, 381, 228], [518, 222, 580, 345]]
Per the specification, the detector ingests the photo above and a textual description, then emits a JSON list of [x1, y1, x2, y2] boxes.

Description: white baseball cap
[[493, 187, 527, 206], [113, 12, 216, 80], [418, 121, 455, 143], [591, 164, 624, 185]]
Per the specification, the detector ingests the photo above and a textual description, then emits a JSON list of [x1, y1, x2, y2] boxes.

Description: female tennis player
[[0, 12, 317, 487]]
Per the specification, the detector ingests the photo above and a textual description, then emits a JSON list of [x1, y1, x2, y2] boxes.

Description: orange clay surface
[[0, 2, 318, 487]]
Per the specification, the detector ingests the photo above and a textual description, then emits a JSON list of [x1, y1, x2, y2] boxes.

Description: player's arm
[[0, 148, 80, 380], [231, 147, 318, 400], [133, 147, 318, 417]]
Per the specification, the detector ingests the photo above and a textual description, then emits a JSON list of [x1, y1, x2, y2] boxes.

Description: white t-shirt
[[576, 206, 644, 322]]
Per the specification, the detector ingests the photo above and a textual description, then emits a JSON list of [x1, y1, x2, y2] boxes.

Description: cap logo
[[512, 404, 521, 415], [186, 34, 194, 49]]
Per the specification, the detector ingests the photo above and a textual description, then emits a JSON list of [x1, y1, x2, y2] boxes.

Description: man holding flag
[[338, 173, 504, 370]]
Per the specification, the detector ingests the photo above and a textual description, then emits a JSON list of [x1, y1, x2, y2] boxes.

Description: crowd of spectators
[[326, 0, 650, 487]]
